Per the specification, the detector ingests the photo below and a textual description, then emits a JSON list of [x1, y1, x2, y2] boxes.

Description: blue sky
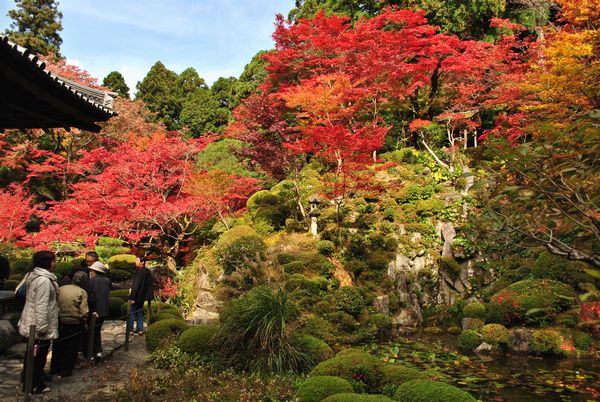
[[0, 0, 294, 94]]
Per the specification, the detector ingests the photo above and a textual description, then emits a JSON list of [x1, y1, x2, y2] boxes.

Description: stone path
[[0, 320, 135, 401]]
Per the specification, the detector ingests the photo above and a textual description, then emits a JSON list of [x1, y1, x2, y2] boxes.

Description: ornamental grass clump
[[215, 285, 309, 373]]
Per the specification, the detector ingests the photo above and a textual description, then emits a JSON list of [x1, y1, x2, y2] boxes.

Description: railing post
[[88, 314, 96, 361], [125, 303, 131, 352], [24, 324, 36, 399]]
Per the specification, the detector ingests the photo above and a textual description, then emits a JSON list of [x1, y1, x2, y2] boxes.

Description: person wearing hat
[[88, 261, 111, 359], [51, 271, 89, 377]]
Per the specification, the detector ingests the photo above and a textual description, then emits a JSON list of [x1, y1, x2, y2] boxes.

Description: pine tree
[[102, 71, 130, 98], [5, 0, 63, 56]]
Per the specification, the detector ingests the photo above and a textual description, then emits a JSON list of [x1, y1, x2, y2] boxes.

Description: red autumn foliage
[[0, 184, 36, 245]]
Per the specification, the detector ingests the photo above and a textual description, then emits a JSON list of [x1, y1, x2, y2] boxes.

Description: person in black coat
[[128, 256, 154, 335], [88, 262, 111, 358], [0, 255, 9, 290]]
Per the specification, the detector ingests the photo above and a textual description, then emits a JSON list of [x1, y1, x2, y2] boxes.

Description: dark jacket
[[129, 267, 154, 304], [89, 274, 111, 318]]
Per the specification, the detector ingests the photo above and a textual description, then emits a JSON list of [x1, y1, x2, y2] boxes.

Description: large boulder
[[0, 319, 19, 353]]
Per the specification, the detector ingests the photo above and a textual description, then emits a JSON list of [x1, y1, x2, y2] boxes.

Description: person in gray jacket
[[88, 261, 111, 359], [17, 250, 59, 395]]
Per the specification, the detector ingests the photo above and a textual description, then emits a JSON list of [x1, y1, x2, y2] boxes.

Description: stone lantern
[[308, 195, 322, 236]]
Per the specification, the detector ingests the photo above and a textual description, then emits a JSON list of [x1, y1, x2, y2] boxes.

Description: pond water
[[370, 334, 600, 401]]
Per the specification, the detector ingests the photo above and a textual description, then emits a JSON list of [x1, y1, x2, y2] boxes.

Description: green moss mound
[[480, 324, 510, 347], [297, 376, 354, 402], [109, 269, 132, 282], [393, 380, 476, 402], [457, 330, 481, 352], [381, 364, 429, 387], [145, 319, 189, 352], [310, 350, 384, 393], [486, 279, 576, 326], [177, 324, 219, 355], [335, 286, 366, 317], [292, 334, 333, 368], [323, 393, 394, 402], [216, 225, 265, 275], [532, 251, 590, 287], [149, 312, 183, 324], [317, 240, 335, 256], [530, 329, 564, 356], [462, 302, 485, 319]]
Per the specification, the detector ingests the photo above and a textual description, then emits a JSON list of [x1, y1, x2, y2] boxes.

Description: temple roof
[[0, 36, 117, 132]]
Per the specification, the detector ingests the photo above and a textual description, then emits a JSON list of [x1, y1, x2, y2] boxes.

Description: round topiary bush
[[292, 333, 333, 368], [447, 327, 462, 335], [462, 302, 486, 320], [393, 380, 476, 402], [486, 279, 576, 326], [462, 318, 484, 331], [108, 297, 125, 319], [457, 330, 481, 352], [323, 393, 394, 402], [109, 289, 130, 302], [149, 312, 183, 324], [297, 376, 354, 402], [145, 319, 189, 352], [109, 269, 132, 283], [216, 225, 266, 275], [530, 329, 564, 356], [177, 324, 219, 355], [532, 251, 590, 287], [335, 287, 366, 317], [380, 364, 429, 387], [480, 324, 510, 348], [317, 240, 335, 256], [108, 254, 137, 273], [310, 349, 384, 393]]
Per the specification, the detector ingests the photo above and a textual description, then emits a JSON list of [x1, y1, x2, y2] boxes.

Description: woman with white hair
[[88, 261, 111, 359]]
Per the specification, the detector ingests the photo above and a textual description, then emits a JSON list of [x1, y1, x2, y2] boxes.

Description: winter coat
[[129, 267, 154, 304], [57, 283, 89, 325], [89, 274, 111, 318], [17, 267, 60, 340]]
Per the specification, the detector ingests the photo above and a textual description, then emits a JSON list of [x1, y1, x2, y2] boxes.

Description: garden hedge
[[145, 319, 189, 352], [297, 376, 353, 402], [177, 324, 219, 355], [310, 349, 384, 393]]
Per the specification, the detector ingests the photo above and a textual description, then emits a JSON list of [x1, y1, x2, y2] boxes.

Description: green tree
[[211, 76, 239, 109], [5, 0, 63, 56], [233, 50, 269, 105], [180, 88, 231, 137], [102, 71, 130, 98], [135, 61, 179, 129]]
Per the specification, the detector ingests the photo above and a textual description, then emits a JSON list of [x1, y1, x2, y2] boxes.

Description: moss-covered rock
[[310, 350, 384, 393], [480, 324, 510, 348], [297, 376, 354, 402], [530, 329, 564, 356], [486, 279, 576, 326], [457, 330, 481, 352], [462, 302, 485, 320], [393, 380, 476, 402], [176, 324, 219, 355], [145, 319, 189, 352], [423, 326, 443, 335]]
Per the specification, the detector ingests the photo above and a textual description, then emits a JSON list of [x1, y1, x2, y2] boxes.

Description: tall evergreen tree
[[5, 0, 63, 56], [102, 71, 130, 98], [135, 61, 179, 129]]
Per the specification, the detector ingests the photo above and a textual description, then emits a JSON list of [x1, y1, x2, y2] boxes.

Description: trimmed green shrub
[[572, 330, 592, 351], [216, 225, 265, 275], [457, 330, 481, 351], [292, 334, 333, 368], [462, 302, 485, 319], [480, 324, 510, 348], [462, 318, 484, 331], [247, 190, 289, 230], [146, 319, 189, 352], [95, 237, 129, 262], [345, 260, 368, 277], [415, 199, 444, 217], [393, 380, 476, 402], [109, 289, 130, 302], [323, 393, 394, 402], [317, 240, 335, 256], [177, 324, 219, 355], [532, 251, 590, 287], [55, 261, 73, 278], [486, 279, 576, 326], [335, 287, 366, 316], [381, 364, 429, 387], [367, 314, 393, 342], [297, 376, 353, 402], [109, 297, 125, 319], [108, 254, 137, 273], [286, 274, 326, 295], [109, 269, 132, 282], [447, 326, 462, 335], [530, 329, 564, 356], [365, 252, 393, 271], [423, 327, 443, 335], [149, 312, 183, 324], [310, 349, 384, 393], [10, 259, 31, 274]]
